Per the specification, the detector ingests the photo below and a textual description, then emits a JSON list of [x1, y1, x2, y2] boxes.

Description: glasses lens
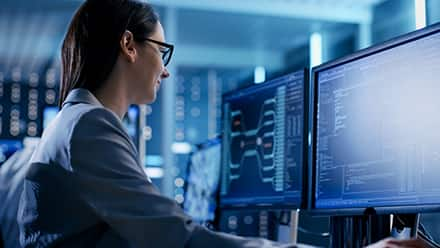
[[162, 50, 169, 66], [163, 47, 173, 66]]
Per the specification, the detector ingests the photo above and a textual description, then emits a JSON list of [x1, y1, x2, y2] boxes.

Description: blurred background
[[0, 0, 440, 246]]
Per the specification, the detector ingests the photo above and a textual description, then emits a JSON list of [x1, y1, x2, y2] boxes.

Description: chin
[[142, 93, 157, 104], [147, 97, 156, 104]]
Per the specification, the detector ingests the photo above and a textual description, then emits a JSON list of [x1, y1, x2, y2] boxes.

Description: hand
[[365, 237, 430, 248]]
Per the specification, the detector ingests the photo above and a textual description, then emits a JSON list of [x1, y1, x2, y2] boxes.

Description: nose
[[161, 67, 170, 79]]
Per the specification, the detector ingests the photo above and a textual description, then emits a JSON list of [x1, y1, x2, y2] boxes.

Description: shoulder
[[69, 106, 130, 147], [68, 106, 141, 175], [75, 106, 122, 130]]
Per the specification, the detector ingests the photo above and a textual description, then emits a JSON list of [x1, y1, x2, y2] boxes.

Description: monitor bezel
[[309, 22, 440, 216], [220, 68, 309, 210]]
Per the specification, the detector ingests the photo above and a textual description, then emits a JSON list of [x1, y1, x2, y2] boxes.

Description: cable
[[416, 221, 440, 248], [418, 232, 438, 248], [394, 214, 406, 226], [417, 231, 440, 248], [394, 215, 440, 247], [419, 222, 434, 241]]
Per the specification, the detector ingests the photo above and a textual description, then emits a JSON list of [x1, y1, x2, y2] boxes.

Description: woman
[[16, 0, 294, 247], [16, 0, 428, 247]]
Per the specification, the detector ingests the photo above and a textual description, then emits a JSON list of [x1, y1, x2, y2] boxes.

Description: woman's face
[[131, 22, 170, 104]]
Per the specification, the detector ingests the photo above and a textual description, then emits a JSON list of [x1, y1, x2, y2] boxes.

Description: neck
[[95, 78, 129, 119]]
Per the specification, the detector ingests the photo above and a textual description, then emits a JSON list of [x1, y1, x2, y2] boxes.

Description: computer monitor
[[220, 69, 309, 209], [0, 139, 22, 165], [311, 23, 440, 215], [122, 105, 140, 149], [43, 106, 59, 129], [183, 137, 222, 225]]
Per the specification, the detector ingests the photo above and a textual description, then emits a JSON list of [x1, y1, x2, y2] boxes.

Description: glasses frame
[[143, 38, 174, 66]]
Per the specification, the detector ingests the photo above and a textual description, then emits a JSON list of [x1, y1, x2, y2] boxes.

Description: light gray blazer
[[17, 88, 299, 248]]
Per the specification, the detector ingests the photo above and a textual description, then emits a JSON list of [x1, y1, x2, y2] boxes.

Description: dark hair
[[59, 0, 159, 107]]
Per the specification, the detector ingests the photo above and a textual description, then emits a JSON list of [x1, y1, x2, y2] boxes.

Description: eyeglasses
[[143, 38, 174, 67]]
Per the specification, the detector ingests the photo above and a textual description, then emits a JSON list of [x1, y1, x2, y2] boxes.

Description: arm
[[70, 108, 297, 248], [365, 238, 429, 248]]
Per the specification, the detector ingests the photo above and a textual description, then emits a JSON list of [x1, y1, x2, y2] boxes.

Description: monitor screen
[[122, 105, 140, 148], [0, 139, 22, 165], [183, 138, 221, 224], [220, 70, 308, 209], [312, 23, 440, 214], [43, 106, 59, 129]]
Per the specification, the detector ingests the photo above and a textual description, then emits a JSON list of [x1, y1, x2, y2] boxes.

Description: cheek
[[145, 67, 158, 84], [144, 56, 162, 79]]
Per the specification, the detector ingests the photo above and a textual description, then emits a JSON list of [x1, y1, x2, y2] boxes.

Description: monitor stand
[[330, 208, 391, 247], [289, 210, 299, 244], [276, 210, 299, 244]]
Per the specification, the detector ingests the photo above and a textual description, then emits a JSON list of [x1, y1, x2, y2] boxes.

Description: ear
[[120, 30, 137, 63]]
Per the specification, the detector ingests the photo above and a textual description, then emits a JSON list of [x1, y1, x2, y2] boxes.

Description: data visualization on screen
[[221, 70, 307, 209], [184, 138, 221, 224], [313, 24, 440, 213]]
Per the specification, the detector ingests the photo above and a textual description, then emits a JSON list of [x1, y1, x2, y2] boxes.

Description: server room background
[[1, 0, 440, 246]]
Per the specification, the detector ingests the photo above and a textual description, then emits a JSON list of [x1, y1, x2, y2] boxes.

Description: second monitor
[[184, 137, 222, 226], [220, 69, 309, 209], [311, 22, 440, 215]]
